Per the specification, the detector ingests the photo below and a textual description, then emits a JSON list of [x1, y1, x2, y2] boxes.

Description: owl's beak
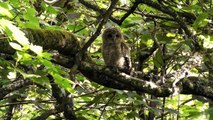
[[112, 35, 116, 41]]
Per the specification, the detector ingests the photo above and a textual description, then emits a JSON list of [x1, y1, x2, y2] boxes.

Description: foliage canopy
[[0, 0, 213, 119]]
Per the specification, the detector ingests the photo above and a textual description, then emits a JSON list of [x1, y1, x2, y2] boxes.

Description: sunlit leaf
[[41, 52, 52, 60], [201, 35, 212, 48], [157, 33, 174, 43], [193, 13, 209, 29], [8, 26, 30, 45], [30, 44, 43, 55], [45, 5, 58, 14], [167, 33, 176, 37], [120, 0, 130, 6], [31, 76, 50, 89], [17, 68, 40, 79], [9, 42, 22, 51], [22, 73, 41, 79], [52, 73, 75, 93], [16, 52, 33, 64], [39, 59, 56, 70], [0, 6, 13, 18], [7, 71, 16, 80], [0, 19, 30, 45]]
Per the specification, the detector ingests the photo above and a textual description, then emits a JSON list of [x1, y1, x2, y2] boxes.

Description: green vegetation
[[0, 0, 213, 119]]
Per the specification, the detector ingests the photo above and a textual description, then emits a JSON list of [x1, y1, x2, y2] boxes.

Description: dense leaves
[[0, 0, 213, 120]]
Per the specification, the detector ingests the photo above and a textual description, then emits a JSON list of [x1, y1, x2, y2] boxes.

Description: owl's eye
[[116, 34, 120, 38], [107, 34, 113, 38]]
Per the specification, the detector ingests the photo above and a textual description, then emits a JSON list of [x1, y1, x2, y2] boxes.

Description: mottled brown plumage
[[102, 27, 132, 74]]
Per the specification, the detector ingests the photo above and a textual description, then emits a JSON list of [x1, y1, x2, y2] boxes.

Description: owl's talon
[[106, 66, 118, 73]]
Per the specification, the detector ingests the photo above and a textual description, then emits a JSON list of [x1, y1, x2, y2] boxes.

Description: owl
[[102, 27, 132, 74]]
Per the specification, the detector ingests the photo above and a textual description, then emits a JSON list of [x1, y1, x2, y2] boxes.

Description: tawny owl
[[102, 27, 132, 74]]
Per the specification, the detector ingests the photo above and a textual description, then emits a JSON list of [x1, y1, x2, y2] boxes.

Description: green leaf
[[40, 52, 52, 60], [127, 111, 139, 118], [21, 22, 40, 29], [153, 50, 164, 68], [9, 42, 22, 51], [156, 33, 174, 43], [0, 19, 13, 35], [39, 59, 54, 68], [0, 19, 30, 45], [122, 15, 142, 28], [140, 33, 152, 43], [7, 71, 16, 80], [52, 73, 75, 93], [0, 5, 14, 18], [16, 52, 33, 64], [22, 8, 40, 29], [45, 5, 58, 14], [16, 68, 40, 79], [31, 76, 50, 89], [9, 25, 29, 45], [9, 0, 20, 8], [30, 44, 43, 56], [193, 13, 209, 29], [76, 74, 86, 82]]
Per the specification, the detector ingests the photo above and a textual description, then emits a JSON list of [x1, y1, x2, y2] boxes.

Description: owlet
[[102, 27, 132, 74]]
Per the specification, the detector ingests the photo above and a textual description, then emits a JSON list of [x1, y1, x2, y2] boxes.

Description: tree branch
[[116, 7, 175, 21], [32, 108, 63, 120], [78, 0, 120, 23], [117, 0, 140, 25], [138, 0, 200, 50], [49, 75, 76, 120], [0, 79, 32, 100], [0, 29, 212, 100]]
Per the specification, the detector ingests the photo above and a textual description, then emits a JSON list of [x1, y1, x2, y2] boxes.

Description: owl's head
[[102, 27, 123, 43]]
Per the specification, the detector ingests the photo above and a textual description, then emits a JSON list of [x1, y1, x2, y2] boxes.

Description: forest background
[[0, 0, 213, 119]]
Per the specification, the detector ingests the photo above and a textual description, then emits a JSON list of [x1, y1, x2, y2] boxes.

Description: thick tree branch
[[0, 29, 212, 100], [49, 75, 76, 120], [57, 57, 213, 100], [178, 77, 213, 100], [139, 0, 196, 22], [24, 29, 81, 56], [79, 0, 195, 25], [79, 61, 173, 97], [0, 79, 32, 100]]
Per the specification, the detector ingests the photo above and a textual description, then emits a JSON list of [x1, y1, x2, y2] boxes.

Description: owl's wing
[[121, 42, 132, 74]]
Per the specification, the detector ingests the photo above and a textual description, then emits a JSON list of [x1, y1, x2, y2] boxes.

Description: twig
[[0, 100, 55, 107], [79, 0, 119, 23], [98, 92, 116, 120], [117, 0, 140, 25], [32, 108, 63, 120]]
